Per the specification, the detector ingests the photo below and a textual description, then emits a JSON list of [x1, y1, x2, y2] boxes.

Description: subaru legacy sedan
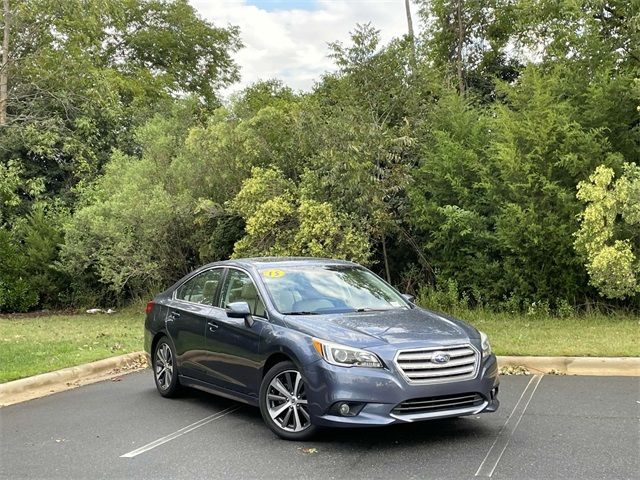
[[144, 257, 499, 440]]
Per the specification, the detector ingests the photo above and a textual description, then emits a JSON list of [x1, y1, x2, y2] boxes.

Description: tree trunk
[[382, 235, 391, 283], [398, 226, 435, 285], [0, 0, 8, 125], [456, 0, 465, 94], [404, 0, 416, 66], [404, 0, 415, 40]]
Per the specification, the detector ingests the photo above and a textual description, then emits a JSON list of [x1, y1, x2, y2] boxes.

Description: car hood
[[282, 307, 478, 348]]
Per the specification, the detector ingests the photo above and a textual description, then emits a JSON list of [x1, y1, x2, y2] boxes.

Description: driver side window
[[220, 269, 266, 318]]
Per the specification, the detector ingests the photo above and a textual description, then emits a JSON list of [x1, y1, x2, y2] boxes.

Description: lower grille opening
[[392, 392, 484, 415]]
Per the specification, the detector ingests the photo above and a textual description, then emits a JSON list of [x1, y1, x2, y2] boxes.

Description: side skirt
[[178, 375, 260, 407]]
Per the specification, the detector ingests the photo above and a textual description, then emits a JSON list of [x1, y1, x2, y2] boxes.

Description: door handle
[[167, 311, 180, 322], [207, 322, 218, 333]]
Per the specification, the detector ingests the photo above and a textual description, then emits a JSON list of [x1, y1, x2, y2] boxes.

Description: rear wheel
[[153, 336, 181, 397], [259, 361, 318, 440]]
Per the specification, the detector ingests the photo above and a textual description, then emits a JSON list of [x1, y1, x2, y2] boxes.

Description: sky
[[190, 0, 414, 95]]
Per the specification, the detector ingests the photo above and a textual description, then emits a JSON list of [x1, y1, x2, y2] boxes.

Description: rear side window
[[220, 269, 266, 318], [175, 269, 223, 305]]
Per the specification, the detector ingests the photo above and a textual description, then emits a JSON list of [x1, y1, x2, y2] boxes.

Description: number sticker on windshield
[[262, 269, 285, 278]]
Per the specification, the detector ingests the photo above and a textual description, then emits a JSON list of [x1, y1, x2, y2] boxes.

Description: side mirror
[[225, 301, 254, 327], [401, 294, 415, 304]]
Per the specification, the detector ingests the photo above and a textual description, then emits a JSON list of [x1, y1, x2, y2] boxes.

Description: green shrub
[[555, 299, 576, 318], [0, 230, 39, 312], [0, 279, 39, 313], [416, 279, 470, 312]]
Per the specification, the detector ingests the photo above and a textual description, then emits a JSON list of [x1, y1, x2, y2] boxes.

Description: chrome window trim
[[393, 343, 480, 385]]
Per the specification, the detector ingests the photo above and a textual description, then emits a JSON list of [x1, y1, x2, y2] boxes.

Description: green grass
[[457, 310, 640, 357], [1, 307, 638, 383], [0, 307, 144, 383]]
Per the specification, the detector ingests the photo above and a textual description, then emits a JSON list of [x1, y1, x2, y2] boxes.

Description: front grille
[[395, 344, 479, 383], [392, 392, 484, 415]]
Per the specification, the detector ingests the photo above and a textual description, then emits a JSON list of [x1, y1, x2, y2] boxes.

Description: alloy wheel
[[266, 370, 311, 432], [155, 342, 174, 390]]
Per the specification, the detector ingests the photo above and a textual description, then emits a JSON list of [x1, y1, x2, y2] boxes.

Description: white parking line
[[475, 374, 543, 477], [120, 405, 241, 458]]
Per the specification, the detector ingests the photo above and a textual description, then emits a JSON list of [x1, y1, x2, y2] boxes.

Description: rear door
[[165, 268, 223, 381], [202, 267, 267, 396]]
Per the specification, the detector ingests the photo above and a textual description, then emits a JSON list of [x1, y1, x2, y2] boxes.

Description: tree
[[6, 0, 640, 313], [575, 163, 640, 299], [318, 26, 425, 280], [59, 101, 205, 299], [1, 0, 241, 201], [418, 0, 520, 98], [1, 0, 241, 309], [0, 0, 9, 125], [229, 167, 370, 263]]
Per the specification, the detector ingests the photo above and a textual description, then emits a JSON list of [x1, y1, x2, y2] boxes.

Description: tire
[[153, 335, 182, 398], [259, 361, 318, 440]]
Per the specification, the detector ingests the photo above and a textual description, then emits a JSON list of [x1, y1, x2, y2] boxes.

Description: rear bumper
[[303, 354, 500, 427]]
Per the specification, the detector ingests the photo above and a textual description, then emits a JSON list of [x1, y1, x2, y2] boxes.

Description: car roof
[[202, 257, 358, 270]]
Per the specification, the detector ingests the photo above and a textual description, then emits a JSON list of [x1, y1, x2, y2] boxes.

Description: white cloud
[[190, 0, 412, 96]]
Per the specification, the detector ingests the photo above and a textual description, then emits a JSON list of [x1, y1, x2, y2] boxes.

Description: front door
[[202, 268, 267, 396]]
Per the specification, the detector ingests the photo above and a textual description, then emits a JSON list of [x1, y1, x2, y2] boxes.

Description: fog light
[[329, 401, 365, 417]]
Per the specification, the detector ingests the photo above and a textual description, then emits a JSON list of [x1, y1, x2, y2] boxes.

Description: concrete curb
[[1, 352, 638, 407], [0, 352, 148, 407], [497, 355, 640, 376]]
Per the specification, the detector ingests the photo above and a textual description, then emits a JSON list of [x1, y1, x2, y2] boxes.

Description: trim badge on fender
[[432, 352, 451, 364]]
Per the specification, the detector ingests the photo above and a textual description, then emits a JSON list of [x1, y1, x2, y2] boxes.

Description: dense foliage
[[1, 0, 638, 312]]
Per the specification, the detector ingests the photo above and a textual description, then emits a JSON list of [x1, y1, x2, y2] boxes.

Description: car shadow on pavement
[[314, 417, 493, 446], [168, 384, 496, 449]]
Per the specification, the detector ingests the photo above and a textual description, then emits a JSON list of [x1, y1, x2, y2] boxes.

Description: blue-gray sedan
[[144, 257, 499, 440]]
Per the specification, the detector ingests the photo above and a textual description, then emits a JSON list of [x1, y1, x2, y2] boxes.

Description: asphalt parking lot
[[1, 371, 638, 480]]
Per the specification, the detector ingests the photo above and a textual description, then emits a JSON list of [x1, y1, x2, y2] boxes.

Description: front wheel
[[259, 361, 318, 440], [153, 336, 182, 398]]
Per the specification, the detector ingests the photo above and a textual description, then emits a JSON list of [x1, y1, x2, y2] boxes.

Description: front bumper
[[303, 353, 500, 428]]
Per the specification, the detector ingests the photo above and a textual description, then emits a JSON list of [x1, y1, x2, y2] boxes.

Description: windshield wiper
[[282, 311, 320, 315], [354, 307, 393, 312]]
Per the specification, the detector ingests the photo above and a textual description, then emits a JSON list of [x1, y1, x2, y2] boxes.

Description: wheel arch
[[261, 352, 296, 379], [151, 331, 169, 360]]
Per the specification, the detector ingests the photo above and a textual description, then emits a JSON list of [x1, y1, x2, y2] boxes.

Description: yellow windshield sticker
[[262, 269, 285, 278]]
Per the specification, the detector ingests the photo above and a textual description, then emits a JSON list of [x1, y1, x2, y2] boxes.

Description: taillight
[[145, 301, 155, 315]]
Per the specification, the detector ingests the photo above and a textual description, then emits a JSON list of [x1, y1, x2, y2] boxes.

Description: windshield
[[259, 265, 411, 315]]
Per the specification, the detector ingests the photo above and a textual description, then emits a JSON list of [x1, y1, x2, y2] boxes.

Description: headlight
[[479, 331, 492, 357], [312, 338, 382, 368]]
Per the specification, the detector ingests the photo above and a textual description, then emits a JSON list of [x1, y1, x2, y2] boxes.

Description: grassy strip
[[1, 308, 638, 383], [455, 310, 640, 358], [1, 308, 144, 383]]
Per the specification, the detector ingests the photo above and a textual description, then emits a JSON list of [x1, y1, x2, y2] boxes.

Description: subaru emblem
[[432, 352, 450, 364]]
